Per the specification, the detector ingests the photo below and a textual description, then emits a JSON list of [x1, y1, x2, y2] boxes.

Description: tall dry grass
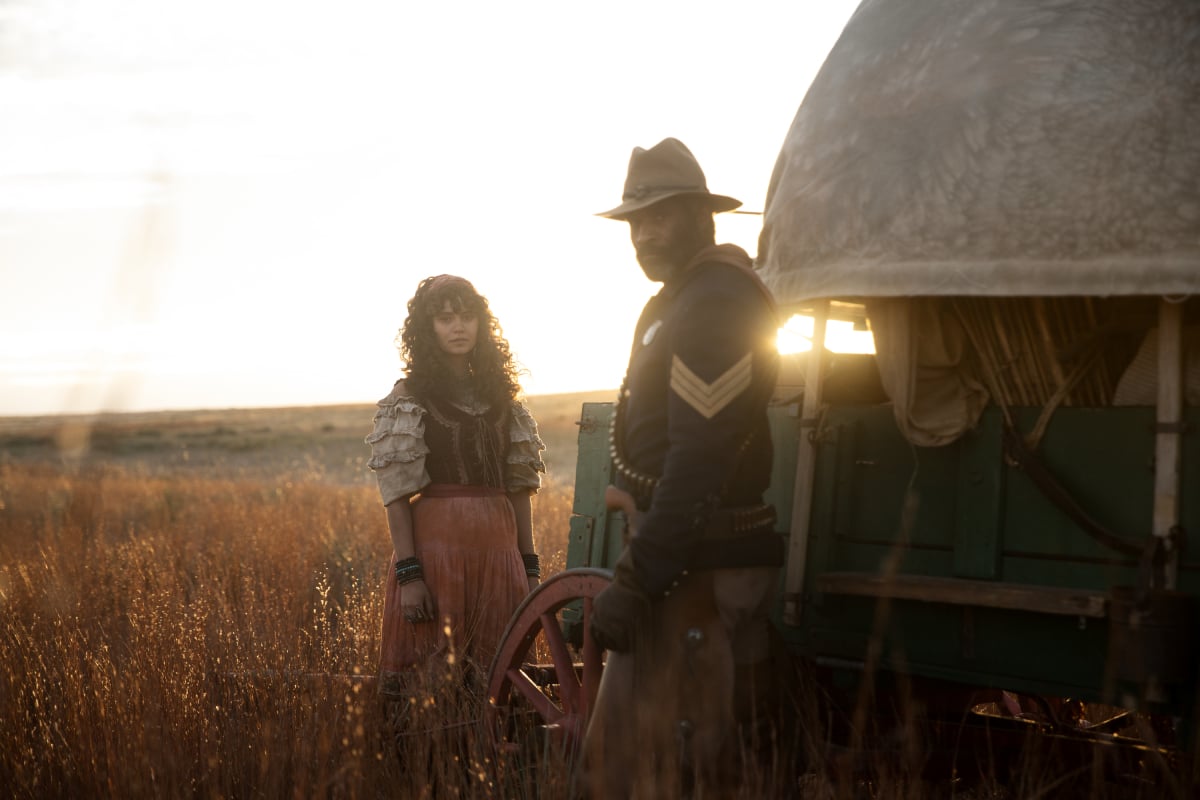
[[0, 423, 1188, 798], [0, 461, 574, 798]]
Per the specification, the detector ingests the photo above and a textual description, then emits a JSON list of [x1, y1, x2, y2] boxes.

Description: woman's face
[[432, 300, 479, 358]]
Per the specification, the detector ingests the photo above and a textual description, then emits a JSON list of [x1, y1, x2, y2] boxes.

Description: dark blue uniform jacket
[[615, 244, 781, 596]]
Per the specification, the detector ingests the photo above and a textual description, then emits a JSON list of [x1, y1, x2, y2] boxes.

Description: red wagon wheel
[[486, 567, 612, 753]]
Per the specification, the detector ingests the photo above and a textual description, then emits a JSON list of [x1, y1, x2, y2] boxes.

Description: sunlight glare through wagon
[[776, 315, 876, 356]]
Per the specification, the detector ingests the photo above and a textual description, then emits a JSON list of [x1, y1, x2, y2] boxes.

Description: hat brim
[[596, 190, 743, 221]]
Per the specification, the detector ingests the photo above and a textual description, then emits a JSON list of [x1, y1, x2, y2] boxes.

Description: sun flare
[[776, 314, 876, 356]]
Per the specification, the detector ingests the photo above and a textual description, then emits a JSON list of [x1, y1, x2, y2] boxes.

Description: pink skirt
[[380, 485, 528, 689]]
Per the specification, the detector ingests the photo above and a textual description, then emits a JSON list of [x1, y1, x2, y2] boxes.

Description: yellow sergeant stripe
[[670, 353, 753, 419]]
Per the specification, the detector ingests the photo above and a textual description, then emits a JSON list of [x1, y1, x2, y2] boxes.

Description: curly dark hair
[[397, 275, 522, 406]]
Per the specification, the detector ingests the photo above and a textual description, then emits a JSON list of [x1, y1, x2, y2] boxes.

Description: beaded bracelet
[[521, 553, 541, 578], [394, 557, 424, 585]]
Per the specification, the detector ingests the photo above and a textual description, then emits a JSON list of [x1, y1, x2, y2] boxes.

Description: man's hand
[[526, 574, 541, 593], [591, 545, 650, 652], [591, 580, 649, 652], [605, 485, 643, 542]]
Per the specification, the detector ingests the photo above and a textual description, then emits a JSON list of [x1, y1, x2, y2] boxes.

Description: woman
[[366, 274, 545, 694]]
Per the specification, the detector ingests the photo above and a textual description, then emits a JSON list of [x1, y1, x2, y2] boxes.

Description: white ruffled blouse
[[365, 383, 546, 506]]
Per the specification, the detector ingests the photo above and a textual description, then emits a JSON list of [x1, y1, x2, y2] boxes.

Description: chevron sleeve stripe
[[669, 352, 753, 419]]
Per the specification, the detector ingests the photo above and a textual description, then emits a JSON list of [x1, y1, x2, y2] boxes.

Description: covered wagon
[[489, 0, 1200, 775]]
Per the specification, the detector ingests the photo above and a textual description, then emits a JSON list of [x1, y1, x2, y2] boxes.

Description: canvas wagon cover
[[756, 0, 1200, 306]]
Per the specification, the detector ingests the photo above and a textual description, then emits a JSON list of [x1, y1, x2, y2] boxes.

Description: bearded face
[[626, 197, 713, 283]]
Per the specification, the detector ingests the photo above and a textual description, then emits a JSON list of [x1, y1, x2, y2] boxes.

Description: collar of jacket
[[659, 243, 778, 321]]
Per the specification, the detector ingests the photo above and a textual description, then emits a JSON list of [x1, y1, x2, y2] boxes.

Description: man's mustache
[[635, 245, 671, 262]]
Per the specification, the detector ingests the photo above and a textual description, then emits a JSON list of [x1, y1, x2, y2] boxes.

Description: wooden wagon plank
[[783, 300, 828, 626], [814, 571, 1108, 618], [1154, 298, 1184, 590]]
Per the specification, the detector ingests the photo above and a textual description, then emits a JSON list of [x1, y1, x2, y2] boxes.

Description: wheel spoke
[[486, 569, 613, 750], [540, 612, 581, 713], [580, 595, 602, 717], [507, 666, 563, 724]]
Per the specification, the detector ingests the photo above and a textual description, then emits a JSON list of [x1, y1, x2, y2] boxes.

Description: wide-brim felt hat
[[597, 137, 742, 220]]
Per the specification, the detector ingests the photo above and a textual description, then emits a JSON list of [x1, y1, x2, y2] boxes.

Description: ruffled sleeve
[[506, 401, 546, 493], [364, 383, 431, 505]]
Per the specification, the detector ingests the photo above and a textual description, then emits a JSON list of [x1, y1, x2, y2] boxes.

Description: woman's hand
[[401, 579, 434, 624]]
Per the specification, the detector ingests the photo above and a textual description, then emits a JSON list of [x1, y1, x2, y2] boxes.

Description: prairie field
[[0, 392, 1186, 799], [0, 393, 603, 799]]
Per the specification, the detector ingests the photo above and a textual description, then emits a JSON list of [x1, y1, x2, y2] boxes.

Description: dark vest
[[421, 393, 510, 488]]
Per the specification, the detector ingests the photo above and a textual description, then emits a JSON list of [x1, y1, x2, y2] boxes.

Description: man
[[581, 138, 784, 797]]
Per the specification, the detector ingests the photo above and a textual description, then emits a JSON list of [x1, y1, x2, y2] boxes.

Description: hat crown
[[596, 137, 741, 220], [622, 138, 709, 201]]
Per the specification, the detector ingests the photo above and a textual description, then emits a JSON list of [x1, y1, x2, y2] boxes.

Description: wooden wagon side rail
[[814, 572, 1109, 619]]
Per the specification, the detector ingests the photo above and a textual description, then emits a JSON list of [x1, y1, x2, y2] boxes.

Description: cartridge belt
[[692, 505, 783, 570], [703, 504, 777, 538]]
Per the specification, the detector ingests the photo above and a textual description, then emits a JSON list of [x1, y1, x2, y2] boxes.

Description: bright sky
[[0, 0, 862, 417]]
